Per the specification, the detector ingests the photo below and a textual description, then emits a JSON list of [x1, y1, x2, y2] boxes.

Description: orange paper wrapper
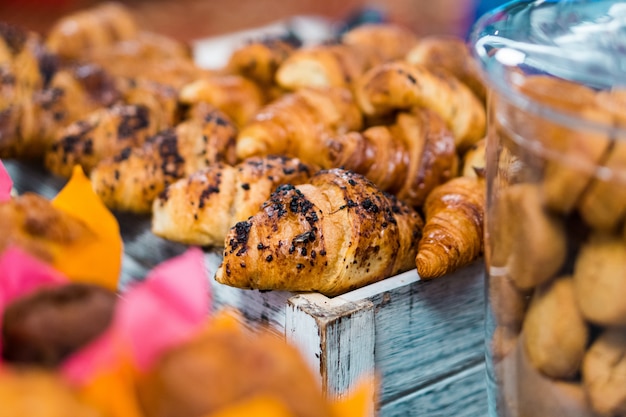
[[0, 160, 11, 202], [51, 165, 123, 291]]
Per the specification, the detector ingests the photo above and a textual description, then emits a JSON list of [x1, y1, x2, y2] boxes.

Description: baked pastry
[[415, 176, 485, 279], [152, 155, 317, 246], [0, 192, 92, 264], [355, 61, 486, 152], [2, 283, 117, 367], [341, 23, 419, 62], [406, 35, 486, 102], [45, 103, 161, 177], [226, 36, 299, 87], [275, 42, 379, 91], [178, 75, 265, 127], [215, 168, 423, 296], [91, 106, 237, 213], [45, 2, 139, 61], [326, 108, 458, 207], [522, 276, 588, 379], [0, 369, 102, 417], [0, 166, 122, 290], [136, 311, 334, 417], [235, 86, 362, 167]]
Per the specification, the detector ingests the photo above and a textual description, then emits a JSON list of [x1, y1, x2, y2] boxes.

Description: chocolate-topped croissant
[[152, 155, 317, 246], [91, 106, 238, 213], [215, 168, 423, 297]]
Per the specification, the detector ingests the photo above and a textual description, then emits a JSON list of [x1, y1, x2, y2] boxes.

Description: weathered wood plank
[[349, 261, 485, 402], [287, 293, 375, 401], [380, 362, 487, 417]]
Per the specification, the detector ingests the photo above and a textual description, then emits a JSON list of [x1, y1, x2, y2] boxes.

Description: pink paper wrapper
[[0, 160, 12, 202], [0, 246, 69, 360], [62, 247, 211, 384]]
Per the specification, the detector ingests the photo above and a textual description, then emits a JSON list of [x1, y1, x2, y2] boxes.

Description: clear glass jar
[[471, 1, 626, 416]]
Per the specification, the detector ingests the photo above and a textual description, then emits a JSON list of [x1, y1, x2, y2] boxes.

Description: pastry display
[[0, 3, 496, 414], [215, 169, 423, 296]]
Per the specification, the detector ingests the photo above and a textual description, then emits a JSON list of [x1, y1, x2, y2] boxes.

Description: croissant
[[2, 64, 121, 160], [45, 103, 160, 177], [326, 108, 458, 207], [91, 107, 237, 213], [406, 35, 486, 102], [355, 61, 486, 152], [235, 87, 363, 167], [275, 43, 379, 91], [178, 75, 265, 127], [45, 1, 139, 61], [215, 168, 424, 297], [226, 36, 299, 87], [415, 176, 485, 279], [152, 155, 317, 246], [341, 23, 419, 62]]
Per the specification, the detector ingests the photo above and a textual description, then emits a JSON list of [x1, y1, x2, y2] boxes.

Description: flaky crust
[[415, 176, 485, 279], [235, 87, 363, 167], [327, 108, 458, 207], [45, 104, 159, 177], [151, 155, 317, 246], [355, 61, 485, 152], [406, 35, 486, 102], [215, 169, 423, 297], [342, 23, 419, 63], [91, 107, 237, 213], [275, 43, 379, 91]]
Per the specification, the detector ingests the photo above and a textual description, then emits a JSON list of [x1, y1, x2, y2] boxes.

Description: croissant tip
[[415, 249, 447, 280]]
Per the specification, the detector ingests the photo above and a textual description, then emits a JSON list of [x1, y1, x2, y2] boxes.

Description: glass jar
[[471, 1, 626, 416]]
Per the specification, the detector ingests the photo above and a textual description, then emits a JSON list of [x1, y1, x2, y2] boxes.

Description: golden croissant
[[215, 168, 424, 297], [415, 176, 485, 279], [355, 61, 486, 152], [341, 23, 419, 63], [152, 155, 318, 246], [91, 107, 238, 213], [235, 86, 363, 167], [326, 108, 458, 207]]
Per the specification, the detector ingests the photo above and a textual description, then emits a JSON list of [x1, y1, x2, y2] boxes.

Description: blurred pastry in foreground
[[91, 106, 237, 213], [2, 283, 117, 368], [0, 369, 102, 417], [136, 311, 334, 417], [215, 169, 423, 297], [152, 155, 317, 246]]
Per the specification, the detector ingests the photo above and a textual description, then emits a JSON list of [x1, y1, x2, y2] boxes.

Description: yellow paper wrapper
[[51, 165, 123, 291]]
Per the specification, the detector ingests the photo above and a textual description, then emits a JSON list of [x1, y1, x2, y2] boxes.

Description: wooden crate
[[206, 251, 487, 416], [6, 142, 487, 417]]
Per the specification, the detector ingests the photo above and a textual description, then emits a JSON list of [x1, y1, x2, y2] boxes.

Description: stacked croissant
[[1, 2, 487, 296]]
